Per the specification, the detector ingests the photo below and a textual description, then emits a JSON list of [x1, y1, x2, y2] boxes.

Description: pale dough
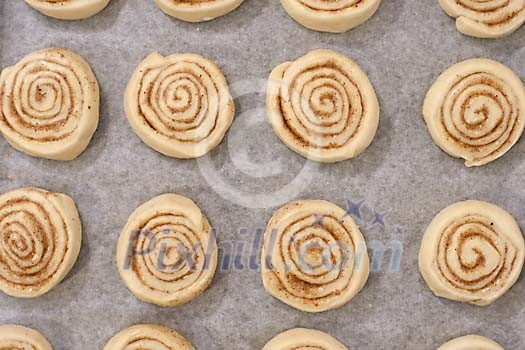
[[438, 335, 503, 350], [261, 200, 370, 312], [419, 200, 525, 306], [154, 0, 244, 22], [423, 58, 525, 167], [25, 0, 111, 20], [0, 187, 82, 298], [263, 328, 349, 350], [437, 0, 525, 38], [117, 194, 218, 307], [124, 52, 235, 159], [267, 49, 379, 163], [0, 325, 52, 350], [280, 0, 381, 33], [104, 324, 194, 350], [0, 48, 100, 161]]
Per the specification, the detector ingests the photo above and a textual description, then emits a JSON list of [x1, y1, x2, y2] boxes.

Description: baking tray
[[1, 0, 525, 349]]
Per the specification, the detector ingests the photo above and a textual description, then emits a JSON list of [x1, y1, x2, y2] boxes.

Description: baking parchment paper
[[1, 0, 525, 349]]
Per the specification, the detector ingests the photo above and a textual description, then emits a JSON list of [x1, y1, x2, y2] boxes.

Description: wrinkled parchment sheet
[[1, 0, 525, 349]]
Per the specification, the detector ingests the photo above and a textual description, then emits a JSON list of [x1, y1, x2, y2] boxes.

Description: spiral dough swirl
[[153, 0, 244, 22], [0, 48, 99, 160], [261, 200, 370, 312], [125, 53, 235, 159], [267, 49, 379, 163], [117, 194, 217, 307], [104, 324, 194, 350], [0, 324, 53, 350], [437, 0, 525, 38], [280, 0, 382, 32], [263, 328, 349, 350], [0, 187, 82, 298], [423, 58, 525, 167], [24, 0, 111, 20], [419, 200, 525, 306], [438, 335, 503, 350]]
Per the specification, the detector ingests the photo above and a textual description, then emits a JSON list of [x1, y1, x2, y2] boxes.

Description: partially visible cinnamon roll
[[263, 328, 349, 350], [419, 200, 525, 306], [280, 0, 382, 33], [261, 200, 370, 312], [0, 48, 100, 161], [117, 194, 217, 307], [104, 324, 194, 350], [437, 0, 525, 38], [423, 58, 525, 167], [0, 188, 82, 298], [25, 0, 111, 20], [0, 325, 52, 350], [124, 52, 235, 159], [438, 335, 503, 350], [267, 49, 379, 163], [153, 0, 244, 22]]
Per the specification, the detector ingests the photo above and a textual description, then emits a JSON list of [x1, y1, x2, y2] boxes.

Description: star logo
[[369, 210, 389, 228], [342, 199, 366, 222], [312, 214, 326, 227], [394, 226, 404, 236]]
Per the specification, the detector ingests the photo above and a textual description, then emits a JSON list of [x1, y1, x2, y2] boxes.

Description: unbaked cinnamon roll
[[117, 194, 217, 307], [263, 328, 349, 350], [104, 324, 194, 350], [280, 0, 382, 33], [0, 324, 52, 350], [423, 58, 525, 167], [0, 48, 100, 160], [153, 0, 244, 22], [0, 187, 82, 298], [25, 0, 111, 20], [419, 200, 525, 306], [267, 49, 379, 163], [124, 52, 235, 159], [437, 0, 525, 38], [261, 200, 370, 312], [438, 335, 503, 350]]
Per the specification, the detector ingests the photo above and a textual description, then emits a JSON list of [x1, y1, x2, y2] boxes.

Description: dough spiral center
[[131, 213, 207, 292], [283, 64, 363, 150], [419, 200, 525, 305], [262, 200, 370, 312], [437, 216, 517, 293], [442, 73, 517, 149], [3, 58, 83, 142], [125, 53, 234, 158], [267, 49, 379, 162], [423, 58, 525, 166], [0, 48, 99, 160], [139, 63, 218, 143], [0, 188, 81, 298], [277, 215, 353, 298], [0, 197, 65, 287], [117, 194, 217, 306]]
